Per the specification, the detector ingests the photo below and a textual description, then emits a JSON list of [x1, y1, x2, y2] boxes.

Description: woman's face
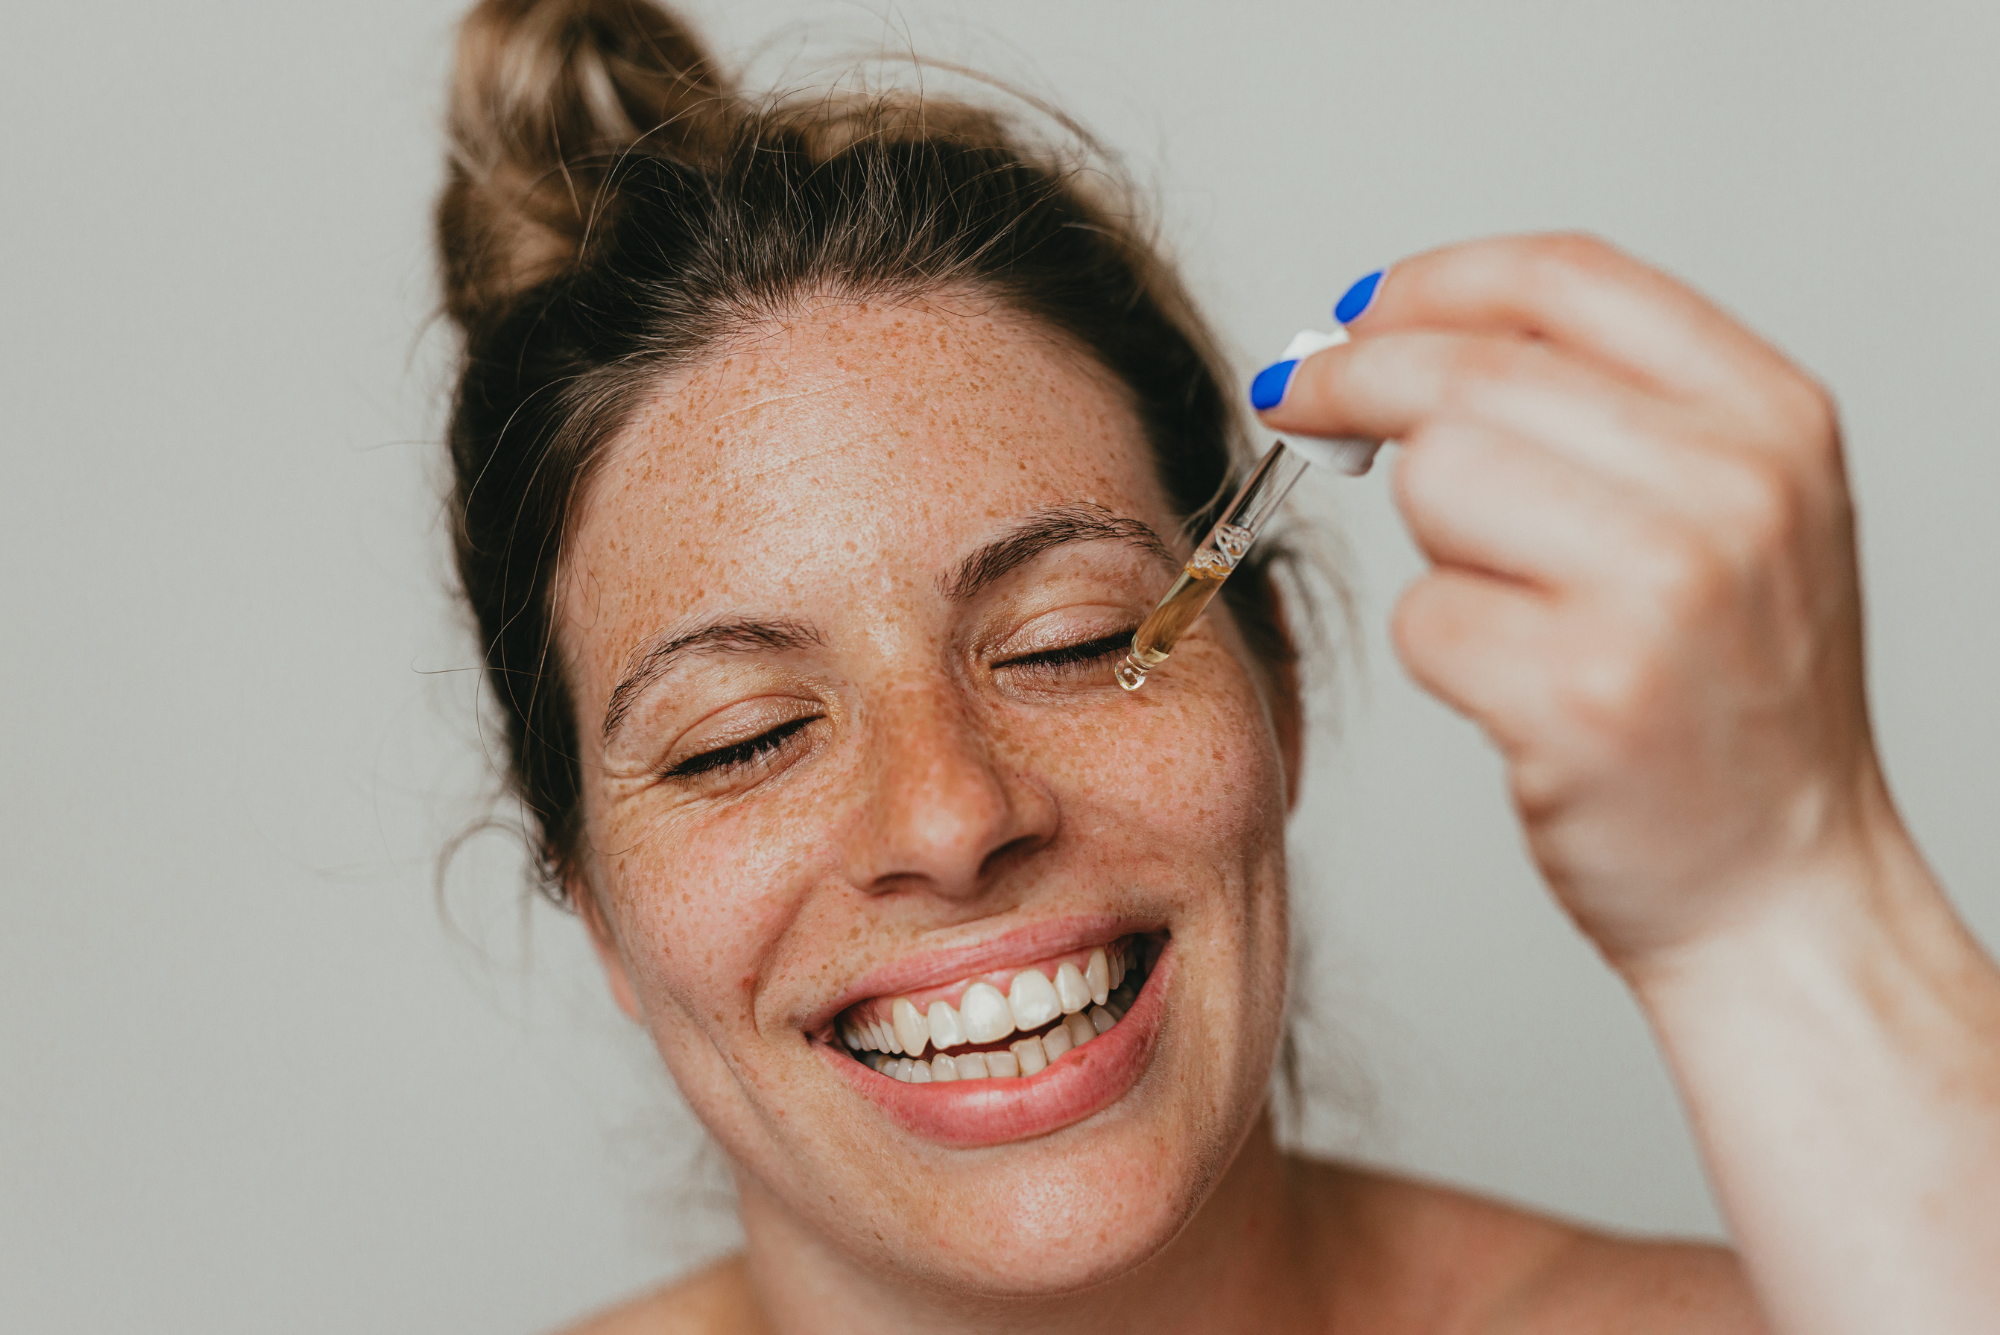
[[561, 296, 1296, 1293]]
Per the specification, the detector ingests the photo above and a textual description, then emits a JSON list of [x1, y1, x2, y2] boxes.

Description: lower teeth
[[859, 960, 1147, 1085]]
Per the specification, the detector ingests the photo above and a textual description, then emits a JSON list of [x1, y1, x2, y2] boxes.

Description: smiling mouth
[[835, 933, 1161, 1083]]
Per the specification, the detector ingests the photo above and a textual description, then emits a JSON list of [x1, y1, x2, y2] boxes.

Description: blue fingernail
[[1249, 359, 1299, 411], [1334, 269, 1384, 324]]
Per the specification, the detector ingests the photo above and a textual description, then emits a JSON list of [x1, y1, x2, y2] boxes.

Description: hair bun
[[437, 0, 730, 330]]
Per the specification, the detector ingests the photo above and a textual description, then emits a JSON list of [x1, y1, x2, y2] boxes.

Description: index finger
[[1326, 233, 1799, 410]]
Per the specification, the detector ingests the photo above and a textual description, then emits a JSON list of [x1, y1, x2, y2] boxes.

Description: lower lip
[[818, 941, 1175, 1149]]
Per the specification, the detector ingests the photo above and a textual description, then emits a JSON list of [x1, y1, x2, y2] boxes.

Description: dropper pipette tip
[[1114, 437, 1311, 691]]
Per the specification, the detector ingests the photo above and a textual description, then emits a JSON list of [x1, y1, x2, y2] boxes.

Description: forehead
[[567, 297, 1172, 627]]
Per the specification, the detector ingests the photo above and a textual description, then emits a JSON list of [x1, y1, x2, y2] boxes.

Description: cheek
[[593, 790, 836, 1044], [1038, 654, 1284, 849], [969, 675, 1288, 936]]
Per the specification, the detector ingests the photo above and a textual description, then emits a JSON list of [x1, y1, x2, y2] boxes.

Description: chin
[[718, 918, 1288, 1295]]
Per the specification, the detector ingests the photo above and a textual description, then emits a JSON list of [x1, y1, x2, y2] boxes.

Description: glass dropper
[[1114, 327, 1379, 692], [1114, 438, 1312, 690]]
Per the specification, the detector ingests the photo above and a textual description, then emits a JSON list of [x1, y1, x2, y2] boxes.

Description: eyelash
[[664, 715, 817, 780], [995, 627, 1136, 675], [661, 628, 1133, 782]]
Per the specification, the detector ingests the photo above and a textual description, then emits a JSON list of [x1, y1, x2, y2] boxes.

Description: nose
[[844, 677, 1057, 901]]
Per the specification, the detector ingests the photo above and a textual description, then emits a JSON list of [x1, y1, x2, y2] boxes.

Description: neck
[[734, 1116, 1343, 1335]]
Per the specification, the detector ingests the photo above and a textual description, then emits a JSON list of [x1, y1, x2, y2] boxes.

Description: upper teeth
[[839, 941, 1143, 1083]]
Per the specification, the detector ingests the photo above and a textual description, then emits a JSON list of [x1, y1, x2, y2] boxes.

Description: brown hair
[[436, 0, 1299, 904]]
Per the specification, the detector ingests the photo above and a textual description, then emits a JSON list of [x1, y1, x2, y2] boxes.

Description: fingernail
[[1334, 269, 1384, 324], [1249, 359, 1299, 411]]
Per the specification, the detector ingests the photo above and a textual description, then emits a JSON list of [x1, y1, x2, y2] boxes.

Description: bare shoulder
[[1486, 1227, 1766, 1334], [1296, 1159, 1766, 1334], [552, 1255, 765, 1335]]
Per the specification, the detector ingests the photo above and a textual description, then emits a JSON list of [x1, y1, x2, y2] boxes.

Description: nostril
[[976, 831, 1049, 885]]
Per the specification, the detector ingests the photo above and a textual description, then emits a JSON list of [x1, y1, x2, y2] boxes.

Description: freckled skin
[[561, 296, 1294, 1296], [549, 294, 1770, 1335]]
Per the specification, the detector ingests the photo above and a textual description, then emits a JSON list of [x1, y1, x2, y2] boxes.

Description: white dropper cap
[[1269, 327, 1382, 476]]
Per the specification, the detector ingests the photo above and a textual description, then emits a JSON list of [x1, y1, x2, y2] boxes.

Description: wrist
[[1618, 783, 1945, 1018]]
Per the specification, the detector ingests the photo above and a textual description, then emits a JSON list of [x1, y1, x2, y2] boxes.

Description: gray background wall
[[4, 2, 1996, 1330]]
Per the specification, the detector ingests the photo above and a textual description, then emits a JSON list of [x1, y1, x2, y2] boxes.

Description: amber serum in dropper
[[1115, 328, 1379, 691]]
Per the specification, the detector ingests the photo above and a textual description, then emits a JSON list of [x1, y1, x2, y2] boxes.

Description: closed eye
[[663, 715, 817, 780], [994, 628, 1135, 675]]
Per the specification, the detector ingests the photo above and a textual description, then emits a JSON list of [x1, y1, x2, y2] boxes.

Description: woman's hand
[[1257, 233, 2000, 1335], [1257, 233, 1880, 969]]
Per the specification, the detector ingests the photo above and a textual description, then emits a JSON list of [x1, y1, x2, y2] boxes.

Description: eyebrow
[[601, 618, 824, 740], [599, 504, 1169, 740], [940, 502, 1174, 603]]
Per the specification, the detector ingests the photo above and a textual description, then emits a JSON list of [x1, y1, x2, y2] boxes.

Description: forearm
[[1630, 791, 2000, 1335]]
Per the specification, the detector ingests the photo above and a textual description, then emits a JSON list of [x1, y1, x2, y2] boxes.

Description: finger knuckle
[[1442, 337, 1529, 403], [1633, 527, 1724, 617], [1389, 575, 1465, 670], [1388, 578, 1440, 654], [1555, 646, 1660, 746], [1757, 371, 1841, 456], [1521, 230, 1622, 289], [1507, 757, 1572, 825], [1393, 426, 1469, 508], [1710, 457, 1799, 556]]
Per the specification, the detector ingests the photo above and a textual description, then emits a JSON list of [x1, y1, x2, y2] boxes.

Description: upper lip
[[802, 912, 1160, 1036]]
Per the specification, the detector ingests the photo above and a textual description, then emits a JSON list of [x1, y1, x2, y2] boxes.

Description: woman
[[433, 2, 2000, 1330]]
